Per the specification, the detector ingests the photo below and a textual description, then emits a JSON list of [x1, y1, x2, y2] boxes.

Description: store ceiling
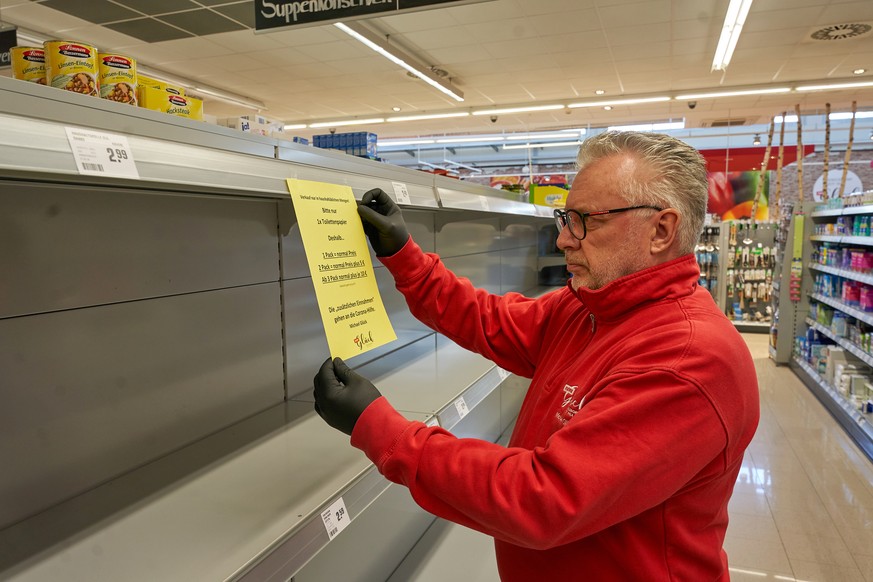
[[1, 0, 872, 142]]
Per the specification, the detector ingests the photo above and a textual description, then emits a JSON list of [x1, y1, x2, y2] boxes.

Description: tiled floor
[[727, 333, 873, 582], [398, 333, 873, 581]]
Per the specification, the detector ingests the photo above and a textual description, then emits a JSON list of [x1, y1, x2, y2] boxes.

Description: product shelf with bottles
[[717, 220, 778, 333], [791, 196, 873, 461], [694, 223, 720, 297]]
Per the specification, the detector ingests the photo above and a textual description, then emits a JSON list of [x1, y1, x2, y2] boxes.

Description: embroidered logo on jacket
[[556, 384, 586, 426]]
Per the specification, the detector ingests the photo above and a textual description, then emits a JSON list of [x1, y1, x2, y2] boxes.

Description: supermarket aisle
[[391, 333, 873, 581], [727, 333, 873, 582]]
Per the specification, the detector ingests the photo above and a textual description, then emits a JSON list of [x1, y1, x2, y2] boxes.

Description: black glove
[[313, 357, 382, 436], [357, 188, 409, 257]]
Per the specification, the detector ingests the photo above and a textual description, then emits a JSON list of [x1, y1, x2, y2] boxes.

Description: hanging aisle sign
[[255, 0, 495, 31]]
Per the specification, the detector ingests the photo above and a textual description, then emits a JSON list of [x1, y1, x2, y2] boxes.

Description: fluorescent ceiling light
[[505, 133, 581, 140], [711, 0, 754, 71], [309, 118, 385, 128], [283, 124, 308, 130], [567, 96, 670, 108], [335, 22, 464, 102], [776, 111, 873, 123], [607, 121, 686, 131], [436, 136, 505, 144], [503, 141, 583, 150], [378, 139, 437, 146], [387, 112, 470, 122], [472, 105, 565, 115], [828, 111, 873, 120], [676, 87, 790, 99], [796, 81, 873, 91]]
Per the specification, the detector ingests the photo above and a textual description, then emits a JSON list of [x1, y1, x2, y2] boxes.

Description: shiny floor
[[727, 333, 873, 582], [395, 333, 873, 582]]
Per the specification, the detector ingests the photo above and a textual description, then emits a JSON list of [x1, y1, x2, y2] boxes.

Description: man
[[313, 131, 760, 580]]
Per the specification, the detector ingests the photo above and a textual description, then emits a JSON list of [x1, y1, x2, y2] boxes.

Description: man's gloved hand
[[357, 188, 409, 257], [313, 357, 382, 436]]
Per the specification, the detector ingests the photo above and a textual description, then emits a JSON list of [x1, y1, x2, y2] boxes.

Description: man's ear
[[650, 209, 680, 255]]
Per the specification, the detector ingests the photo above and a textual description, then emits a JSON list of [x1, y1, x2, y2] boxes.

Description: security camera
[[687, 101, 697, 110], [490, 115, 498, 123]]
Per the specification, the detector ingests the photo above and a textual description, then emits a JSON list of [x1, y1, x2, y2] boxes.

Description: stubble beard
[[569, 236, 649, 291]]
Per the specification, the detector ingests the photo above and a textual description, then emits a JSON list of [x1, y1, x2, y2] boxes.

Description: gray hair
[[576, 131, 708, 255]]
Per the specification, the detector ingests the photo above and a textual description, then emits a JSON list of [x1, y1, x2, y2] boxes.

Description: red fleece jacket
[[351, 239, 759, 581]]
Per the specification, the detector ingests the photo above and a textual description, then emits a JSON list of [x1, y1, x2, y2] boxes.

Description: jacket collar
[[568, 254, 700, 321]]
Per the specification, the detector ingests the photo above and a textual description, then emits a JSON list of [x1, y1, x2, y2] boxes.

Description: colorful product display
[[44, 40, 98, 96], [313, 132, 377, 158], [9, 41, 204, 121], [10, 46, 46, 84]]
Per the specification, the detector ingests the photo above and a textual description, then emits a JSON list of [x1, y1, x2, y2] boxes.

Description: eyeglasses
[[554, 205, 664, 240]]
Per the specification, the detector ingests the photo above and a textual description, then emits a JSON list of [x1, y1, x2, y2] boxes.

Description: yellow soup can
[[11, 46, 47, 84], [44, 40, 98, 96], [98, 52, 137, 105]]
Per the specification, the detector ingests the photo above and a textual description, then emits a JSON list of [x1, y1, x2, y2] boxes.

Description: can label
[[44, 41, 98, 96], [11, 47, 46, 84], [98, 53, 137, 105]]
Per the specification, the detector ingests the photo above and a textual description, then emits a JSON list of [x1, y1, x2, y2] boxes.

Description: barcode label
[[454, 397, 469, 420], [64, 127, 139, 179], [321, 496, 351, 541]]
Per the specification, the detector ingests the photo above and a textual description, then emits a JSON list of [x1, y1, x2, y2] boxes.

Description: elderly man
[[314, 131, 760, 581]]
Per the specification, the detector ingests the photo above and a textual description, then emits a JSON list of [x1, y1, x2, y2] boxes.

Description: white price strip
[[426, 416, 441, 428], [391, 182, 411, 205], [479, 196, 490, 211], [65, 127, 140, 179], [497, 367, 510, 380], [321, 497, 351, 541], [454, 397, 469, 420]]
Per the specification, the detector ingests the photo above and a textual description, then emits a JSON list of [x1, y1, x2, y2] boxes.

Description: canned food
[[44, 40, 98, 96], [10, 46, 47, 84], [98, 53, 137, 105]]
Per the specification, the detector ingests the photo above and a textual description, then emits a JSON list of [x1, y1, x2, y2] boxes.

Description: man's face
[[558, 154, 655, 291]]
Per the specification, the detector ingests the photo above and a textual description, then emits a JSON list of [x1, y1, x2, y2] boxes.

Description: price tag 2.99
[[65, 127, 140, 179], [321, 496, 351, 541]]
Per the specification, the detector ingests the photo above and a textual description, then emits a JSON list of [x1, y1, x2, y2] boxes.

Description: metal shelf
[[808, 263, 873, 286], [810, 235, 873, 247], [791, 357, 873, 462], [0, 336, 520, 581], [805, 318, 873, 368], [810, 293, 873, 327], [811, 203, 873, 218]]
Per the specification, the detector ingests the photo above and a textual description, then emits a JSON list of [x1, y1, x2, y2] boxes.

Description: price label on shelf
[[454, 396, 469, 420], [426, 416, 441, 428], [65, 127, 140, 179], [391, 182, 411, 205], [497, 367, 510, 380], [321, 496, 351, 541], [479, 196, 490, 211]]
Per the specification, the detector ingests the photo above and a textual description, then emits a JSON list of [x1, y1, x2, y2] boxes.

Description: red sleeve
[[351, 369, 728, 550], [380, 238, 559, 378]]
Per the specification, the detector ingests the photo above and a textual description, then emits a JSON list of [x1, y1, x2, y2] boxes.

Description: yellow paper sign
[[287, 179, 397, 359]]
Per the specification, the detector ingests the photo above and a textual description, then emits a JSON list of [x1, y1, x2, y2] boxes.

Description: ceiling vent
[[809, 22, 873, 41], [701, 118, 750, 128]]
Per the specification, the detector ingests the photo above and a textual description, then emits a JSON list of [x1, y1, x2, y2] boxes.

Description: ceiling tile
[[157, 9, 245, 36], [42, 0, 142, 24], [192, 0, 250, 6], [210, 3, 255, 27], [201, 30, 285, 53], [105, 18, 193, 42], [597, 0, 670, 28], [114, 0, 200, 16]]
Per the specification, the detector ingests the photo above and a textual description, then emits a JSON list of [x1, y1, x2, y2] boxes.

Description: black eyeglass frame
[[554, 205, 664, 240]]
